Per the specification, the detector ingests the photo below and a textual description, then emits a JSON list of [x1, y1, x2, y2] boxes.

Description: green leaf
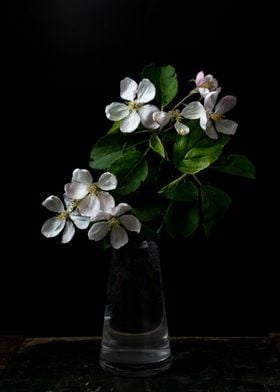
[[149, 133, 165, 158], [159, 178, 198, 202], [141, 64, 178, 108], [89, 134, 127, 170], [132, 203, 162, 222], [174, 121, 230, 174], [107, 120, 121, 134], [138, 224, 161, 242], [165, 201, 200, 238], [201, 185, 232, 237], [108, 150, 148, 195], [212, 154, 256, 179]]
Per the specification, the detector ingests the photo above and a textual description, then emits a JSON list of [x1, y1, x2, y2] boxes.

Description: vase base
[[100, 355, 172, 377]]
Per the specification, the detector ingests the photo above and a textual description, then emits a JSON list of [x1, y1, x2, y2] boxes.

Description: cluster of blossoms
[[41, 169, 141, 249], [42, 65, 251, 249], [105, 70, 238, 139]]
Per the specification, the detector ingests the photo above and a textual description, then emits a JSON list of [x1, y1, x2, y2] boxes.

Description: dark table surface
[[0, 335, 280, 392]]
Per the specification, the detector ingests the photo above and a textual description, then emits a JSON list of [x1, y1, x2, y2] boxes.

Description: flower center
[[127, 101, 141, 111], [168, 109, 182, 122], [88, 184, 99, 195], [57, 211, 69, 220], [210, 112, 223, 122], [109, 217, 120, 229]]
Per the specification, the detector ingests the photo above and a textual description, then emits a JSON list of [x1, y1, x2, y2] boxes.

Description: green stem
[[172, 89, 197, 110], [192, 174, 202, 187]]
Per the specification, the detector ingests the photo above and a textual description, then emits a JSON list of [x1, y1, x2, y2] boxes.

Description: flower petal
[[174, 121, 190, 135], [92, 211, 111, 221], [71, 168, 92, 185], [138, 104, 159, 129], [97, 172, 117, 190], [198, 87, 210, 97], [120, 77, 138, 101], [199, 112, 208, 130], [41, 217, 65, 238], [79, 194, 100, 218], [216, 119, 238, 135], [215, 95, 237, 114], [110, 225, 128, 249], [111, 203, 131, 217], [205, 121, 218, 140], [70, 212, 90, 229], [136, 78, 156, 103], [204, 88, 221, 111], [64, 182, 88, 200], [195, 71, 205, 86], [153, 111, 170, 127], [182, 101, 205, 119], [120, 111, 140, 133], [105, 102, 129, 121], [42, 195, 65, 213], [119, 215, 141, 233], [88, 221, 109, 241], [62, 221, 75, 243], [98, 191, 115, 212]]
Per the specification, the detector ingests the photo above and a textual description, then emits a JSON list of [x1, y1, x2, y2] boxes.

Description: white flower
[[195, 71, 218, 97], [41, 195, 90, 243], [152, 111, 170, 128], [168, 102, 205, 135], [105, 77, 160, 133], [200, 89, 238, 140], [88, 203, 141, 249], [64, 169, 117, 219]]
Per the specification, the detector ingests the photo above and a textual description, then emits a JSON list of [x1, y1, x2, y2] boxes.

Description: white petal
[[204, 88, 221, 111], [110, 225, 128, 249], [136, 78, 156, 103], [70, 212, 90, 229], [41, 217, 65, 238], [152, 111, 170, 127], [62, 221, 75, 243], [215, 95, 237, 114], [42, 195, 65, 213], [119, 215, 141, 233], [88, 221, 109, 241], [71, 168, 92, 185], [216, 119, 238, 135], [195, 71, 205, 86], [63, 194, 73, 210], [205, 121, 218, 140], [200, 112, 208, 130], [105, 102, 129, 121], [92, 211, 111, 221], [98, 191, 115, 211], [97, 172, 117, 190], [138, 104, 160, 129], [198, 87, 210, 97], [120, 111, 140, 133], [79, 194, 100, 218], [120, 77, 138, 101], [182, 101, 205, 119], [64, 182, 88, 200], [174, 121, 190, 135], [111, 203, 131, 217]]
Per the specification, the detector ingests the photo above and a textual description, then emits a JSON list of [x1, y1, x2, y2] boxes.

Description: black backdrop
[[3, 0, 273, 337]]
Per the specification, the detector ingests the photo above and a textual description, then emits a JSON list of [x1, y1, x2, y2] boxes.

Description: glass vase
[[99, 240, 172, 377]]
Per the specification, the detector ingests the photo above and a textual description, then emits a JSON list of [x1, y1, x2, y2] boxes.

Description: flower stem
[[192, 175, 202, 187], [172, 89, 197, 110]]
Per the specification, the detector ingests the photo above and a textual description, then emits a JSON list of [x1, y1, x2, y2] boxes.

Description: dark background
[[3, 0, 272, 337]]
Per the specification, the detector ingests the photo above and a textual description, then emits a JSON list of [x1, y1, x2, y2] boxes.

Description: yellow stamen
[[109, 217, 120, 229], [88, 184, 99, 195], [127, 101, 141, 111], [168, 109, 182, 122], [57, 212, 68, 220], [211, 113, 223, 122]]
